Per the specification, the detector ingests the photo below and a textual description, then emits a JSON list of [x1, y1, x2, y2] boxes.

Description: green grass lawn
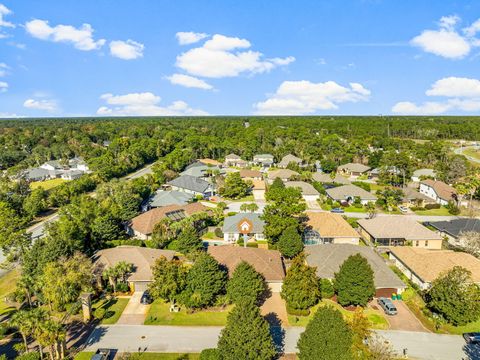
[[75, 353, 199, 360], [0, 269, 19, 316], [92, 297, 129, 324], [288, 299, 388, 329], [145, 300, 232, 326], [463, 148, 480, 160], [228, 195, 254, 202], [30, 178, 67, 190], [369, 183, 386, 191], [343, 206, 367, 213], [413, 207, 451, 216]]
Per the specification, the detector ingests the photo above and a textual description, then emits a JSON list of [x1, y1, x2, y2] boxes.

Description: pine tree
[[297, 306, 353, 360], [227, 261, 267, 304], [176, 225, 203, 254], [148, 256, 187, 302], [277, 226, 304, 258], [217, 300, 276, 360]]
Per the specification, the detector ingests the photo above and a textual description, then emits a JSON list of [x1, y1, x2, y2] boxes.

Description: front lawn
[[92, 297, 129, 324], [228, 195, 254, 202], [30, 178, 67, 190], [75, 353, 200, 360], [413, 207, 451, 216], [0, 269, 19, 316], [145, 300, 232, 326], [343, 206, 366, 213], [288, 299, 388, 329]]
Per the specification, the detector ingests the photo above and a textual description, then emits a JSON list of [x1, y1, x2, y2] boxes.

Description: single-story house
[[305, 244, 406, 297], [337, 163, 371, 177], [143, 190, 193, 211], [399, 186, 435, 208], [222, 212, 265, 243], [368, 166, 401, 180], [224, 153, 247, 167], [61, 169, 84, 180], [267, 169, 299, 182], [252, 154, 274, 167], [389, 247, 480, 290], [68, 157, 89, 172], [427, 218, 480, 247], [128, 202, 208, 240], [419, 179, 457, 206], [93, 246, 176, 292], [239, 169, 263, 180], [411, 168, 437, 183], [251, 179, 266, 200], [285, 181, 320, 201], [198, 158, 222, 167], [25, 167, 57, 181], [325, 184, 377, 205], [303, 212, 360, 245], [208, 246, 285, 292], [312, 172, 351, 185], [181, 161, 224, 178], [40, 160, 64, 171], [357, 216, 443, 249], [278, 154, 303, 168], [167, 175, 214, 198]]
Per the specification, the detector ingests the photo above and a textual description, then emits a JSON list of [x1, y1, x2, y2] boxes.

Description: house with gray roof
[[285, 181, 320, 201], [411, 168, 437, 182], [278, 154, 303, 168], [224, 153, 247, 167], [252, 154, 274, 167], [25, 168, 56, 181], [167, 175, 214, 198], [181, 161, 224, 178], [337, 163, 371, 177], [143, 190, 193, 211], [312, 172, 351, 185], [222, 212, 265, 244], [326, 184, 377, 205], [305, 244, 406, 297], [40, 160, 64, 171]]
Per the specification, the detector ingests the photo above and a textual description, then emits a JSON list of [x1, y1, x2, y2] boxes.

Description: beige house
[[358, 216, 443, 249], [303, 212, 360, 245], [267, 169, 299, 182], [285, 181, 320, 202], [337, 163, 371, 177]]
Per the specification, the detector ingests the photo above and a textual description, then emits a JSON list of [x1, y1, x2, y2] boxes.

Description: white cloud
[[25, 19, 105, 51], [0, 81, 7, 92], [0, 4, 14, 28], [0, 112, 23, 118], [97, 92, 208, 116], [254, 80, 370, 115], [109, 39, 144, 60], [392, 76, 480, 114], [411, 15, 480, 59], [0, 62, 8, 77], [176, 34, 295, 78], [176, 31, 208, 45], [166, 73, 213, 90], [23, 98, 57, 112]]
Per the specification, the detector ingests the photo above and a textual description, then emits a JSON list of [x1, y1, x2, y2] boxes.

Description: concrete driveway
[[116, 292, 150, 325], [385, 301, 428, 332], [260, 292, 289, 326]]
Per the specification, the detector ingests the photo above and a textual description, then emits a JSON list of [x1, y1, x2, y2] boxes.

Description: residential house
[[239, 169, 263, 180], [411, 168, 437, 183], [278, 154, 303, 168], [305, 244, 406, 297], [368, 166, 401, 181], [68, 157, 89, 172], [419, 179, 457, 206], [312, 172, 351, 185], [252, 154, 274, 168], [181, 162, 224, 178], [224, 153, 247, 167], [325, 184, 377, 205], [251, 179, 266, 200], [93, 246, 176, 292], [128, 202, 208, 240], [143, 190, 193, 211], [208, 246, 285, 292], [198, 158, 222, 167], [337, 163, 371, 177], [24, 167, 56, 181], [167, 175, 214, 198], [40, 160, 64, 171], [285, 181, 320, 202], [399, 186, 434, 208], [357, 216, 443, 249], [61, 169, 84, 180], [222, 212, 265, 244], [267, 169, 299, 182], [427, 218, 480, 247], [303, 212, 360, 245], [389, 247, 480, 290]]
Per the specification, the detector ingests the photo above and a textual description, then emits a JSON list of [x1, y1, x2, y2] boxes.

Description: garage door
[[132, 281, 150, 292], [268, 282, 283, 293], [253, 189, 265, 200], [375, 288, 397, 298]]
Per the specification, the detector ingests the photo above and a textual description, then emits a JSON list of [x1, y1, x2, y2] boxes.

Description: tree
[[334, 254, 375, 307], [240, 202, 259, 213], [459, 231, 480, 258], [425, 266, 480, 325], [277, 226, 304, 258], [268, 177, 285, 192], [148, 256, 187, 303], [22, 188, 48, 218], [349, 308, 371, 359], [217, 300, 276, 360], [151, 217, 175, 248], [176, 225, 203, 254], [281, 254, 320, 310], [365, 202, 377, 219], [179, 253, 227, 308], [219, 172, 251, 199], [297, 306, 353, 360], [227, 261, 267, 304]]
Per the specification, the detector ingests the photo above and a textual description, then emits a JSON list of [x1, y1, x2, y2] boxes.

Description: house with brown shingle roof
[[207, 246, 285, 292], [267, 169, 299, 182], [303, 212, 360, 245], [337, 163, 371, 177], [419, 179, 457, 206], [278, 154, 303, 168], [239, 169, 263, 180], [128, 202, 208, 240], [389, 247, 480, 290]]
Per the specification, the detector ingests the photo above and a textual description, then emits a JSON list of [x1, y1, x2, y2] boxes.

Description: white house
[[419, 179, 457, 206], [285, 181, 320, 202], [222, 213, 265, 243]]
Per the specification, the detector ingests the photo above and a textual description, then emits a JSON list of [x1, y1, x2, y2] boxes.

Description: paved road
[[84, 325, 472, 359], [454, 145, 480, 165]]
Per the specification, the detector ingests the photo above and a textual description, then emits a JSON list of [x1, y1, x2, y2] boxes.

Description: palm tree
[[102, 267, 120, 293], [115, 261, 134, 284], [36, 319, 66, 360], [10, 309, 42, 353]]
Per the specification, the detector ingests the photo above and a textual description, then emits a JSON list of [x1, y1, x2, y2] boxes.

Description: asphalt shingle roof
[[326, 184, 377, 201], [148, 190, 193, 208], [223, 212, 265, 234], [428, 218, 480, 238], [167, 175, 211, 193], [358, 216, 442, 241]]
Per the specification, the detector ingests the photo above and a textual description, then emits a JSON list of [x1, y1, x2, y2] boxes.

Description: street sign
[[237, 218, 253, 235]]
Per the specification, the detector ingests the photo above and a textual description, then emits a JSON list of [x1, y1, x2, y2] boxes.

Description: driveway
[[260, 292, 289, 326], [384, 301, 427, 332], [116, 292, 150, 325]]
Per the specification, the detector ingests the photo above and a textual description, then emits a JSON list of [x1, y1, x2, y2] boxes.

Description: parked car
[[140, 290, 152, 304], [91, 349, 112, 360], [463, 332, 480, 344], [377, 297, 397, 315], [331, 207, 345, 213], [399, 206, 408, 213]]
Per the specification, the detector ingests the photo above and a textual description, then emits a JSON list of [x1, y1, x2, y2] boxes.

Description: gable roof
[[208, 246, 285, 281], [285, 181, 320, 196], [225, 153, 241, 160], [357, 216, 442, 241], [267, 169, 299, 180], [167, 175, 211, 193], [253, 154, 274, 160], [305, 212, 359, 238], [198, 158, 222, 166], [305, 244, 405, 289], [312, 172, 351, 185], [420, 179, 456, 202], [130, 202, 208, 235], [251, 179, 266, 190], [239, 169, 262, 178], [181, 164, 223, 178], [338, 163, 371, 173], [148, 190, 193, 208], [428, 218, 480, 238], [390, 247, 480, 283], [93, 246, 176, 282], [278, 154, 303, 167], [223, 213, 265, 234], [399, 187, 431, 201], [413, 168, 436, 178], [326, 184, 377, 201]]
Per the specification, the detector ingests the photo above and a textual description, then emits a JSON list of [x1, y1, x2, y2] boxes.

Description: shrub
[[447, 202, 460, 215], [410, 206, 425, 211], [286, 305, 310, 316], [107, 239, 144, 247], [16, 352, 41, 360], [424, 203, 441, 210], [352, 181, 371, 192], [214, 227, 223, 238], [94, 307, 106, 319], [116, 282, 130, 293], [353, 202, 363, 208], [320, 279, 335, 299], [200, 349, 220, 360], [227, 211, 237, 217], [246, 242, 258, 248]]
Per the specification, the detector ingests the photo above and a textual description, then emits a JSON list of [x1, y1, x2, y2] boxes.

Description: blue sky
[[1, 0, 480, 117]]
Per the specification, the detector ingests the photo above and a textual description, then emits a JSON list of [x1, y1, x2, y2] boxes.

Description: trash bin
[[396, 294, 402, 301], [391, 293, 397, 300]]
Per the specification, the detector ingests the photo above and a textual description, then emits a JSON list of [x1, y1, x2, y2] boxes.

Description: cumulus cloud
[[176, 31, 208, 45], [0, 4, 14, 28], [0, 62, 8, 77], [392, 77, 480, 114], [176, 34, 295, 78], [96, 92, 208, 116], [166, 73, 213, 90], [411, 15, 480, 59], [0, 81, 7, 92], [109, 39, 144, 60], [25, 19, 105, 51], [254, 80, 371, 115], [23, 98, 58, 112]]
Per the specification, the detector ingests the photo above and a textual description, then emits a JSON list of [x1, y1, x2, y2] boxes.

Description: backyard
[[30, 178, 67, 190]]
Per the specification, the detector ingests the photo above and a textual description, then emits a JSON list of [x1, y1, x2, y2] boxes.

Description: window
[[425, 240, 428, 247], [415, 241, 419, 247]]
